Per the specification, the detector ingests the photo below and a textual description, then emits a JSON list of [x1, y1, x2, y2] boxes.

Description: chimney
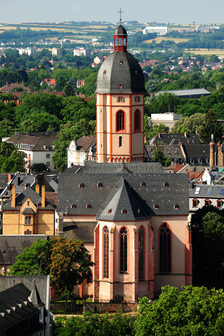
[[209, 139, 215, 167], [11, 185, 16, 208], [8, 174, 12, 183], [41, 185, 45, 208], [35, 184, 40, 194], [217, 142, 224, 166]]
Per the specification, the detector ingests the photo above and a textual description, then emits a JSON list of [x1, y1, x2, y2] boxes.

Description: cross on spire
[[118, 8, 123, 22]]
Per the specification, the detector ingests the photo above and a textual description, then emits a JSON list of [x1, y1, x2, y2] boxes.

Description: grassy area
[[144, 37, 190, 44], [184, 48, 224, 56]]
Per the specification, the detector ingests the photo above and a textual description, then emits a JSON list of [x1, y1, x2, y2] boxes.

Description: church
[[58, 24, 192, 302]]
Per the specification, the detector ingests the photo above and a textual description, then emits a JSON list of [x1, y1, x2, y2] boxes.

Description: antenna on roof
[[117, 8, 124, 23]]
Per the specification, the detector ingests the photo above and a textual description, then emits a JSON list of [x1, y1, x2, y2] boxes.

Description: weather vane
[[117, 8, 123, 23]]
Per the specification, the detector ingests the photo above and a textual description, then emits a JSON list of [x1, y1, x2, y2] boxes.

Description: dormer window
[[79, 183, 84, 188], [122, 209, 127, 214], [108, 209, 112, 214], [164, 182, 169, 187], [86, 204, 92, 209], [71, 204, 76, 209], [155, 204, 159, 209], [97, 182, 103, 188], [141, 182, 146, 187]]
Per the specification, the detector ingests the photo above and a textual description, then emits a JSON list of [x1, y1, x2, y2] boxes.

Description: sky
[[1, 0, 224, 24]]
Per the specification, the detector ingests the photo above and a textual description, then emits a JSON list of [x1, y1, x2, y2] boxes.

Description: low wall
[[51, 301, 138, 314]]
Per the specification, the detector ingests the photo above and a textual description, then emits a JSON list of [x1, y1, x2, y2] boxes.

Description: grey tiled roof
[[96, 51, 145, 94], [6, 132, 57, 152], [64, 161, 164, 174], [97, 178, 152, 221], [63, 222, 96, 243], [3, 186, 54, 210], [155, 88, 211, 98], [0, 235, 48, 265], [149, 133, 201, 146], [58, 169, 189, 217], [189, 184, 224, 198], [145, 144, 184, 161]]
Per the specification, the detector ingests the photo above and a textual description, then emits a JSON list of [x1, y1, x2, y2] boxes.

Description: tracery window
[[103, 227, 109, 278], [138, 226, 144, 281], [120, 227, 128, 272], [159, 222, 171, 273], [116, 110, 125, 132]]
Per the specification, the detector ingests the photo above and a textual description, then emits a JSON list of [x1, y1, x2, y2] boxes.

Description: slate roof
[[0, 235, 48, 265], [6, 132, 57, 152], [64, 161, 164, 174], [183, 143, 209, 159], [189, 184, 224, 198], [155, 88, 211, 98], [114, 24, 127, 35], [0, 276, 49, 307], [76, 136, 96, 152], [145, 144, 184, 161], [63, 222, 96, 243], [58, 167, 189, 218], [0, 283, 41, 334], [97, 178, 152, 221], [3, 186, 55, 210], [96, 51, 145, 94], [149, 133, 201, 146], [0, 174, 9, 190]]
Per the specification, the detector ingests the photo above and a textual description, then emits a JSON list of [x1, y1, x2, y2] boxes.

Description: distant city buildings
[[73, 48, 91, 57], [143, 26, 168, 35]]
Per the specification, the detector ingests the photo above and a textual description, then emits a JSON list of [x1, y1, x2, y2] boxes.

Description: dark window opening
[[159, 222, 171, 273], [138, 227, 144, 281], [120, 227, 127, 272], [134, 110, 141, 131], [116, 110, 125, 132], [119, 136, 122, 147]]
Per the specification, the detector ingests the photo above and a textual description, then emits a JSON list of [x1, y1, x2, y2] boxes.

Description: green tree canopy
[[9, 237, 93, 295], [151, 146, 171, 167], [135, 286, 224, 336]]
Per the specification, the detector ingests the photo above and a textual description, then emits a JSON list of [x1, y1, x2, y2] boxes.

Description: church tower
[[96, 25, 145, 163]]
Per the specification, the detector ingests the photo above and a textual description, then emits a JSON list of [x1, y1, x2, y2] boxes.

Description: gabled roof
[[3, 186, 54, 210], [97, 177, 152, 221], [149, 132, 201, 146], [76, 136, 96, 152], [6, 132, 57, 152]]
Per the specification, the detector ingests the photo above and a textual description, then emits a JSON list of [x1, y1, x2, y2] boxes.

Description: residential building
[[150, 112, 182, 129], [67, 136, 96, 167], [4, 132, 57, 171], [51, 48, 62, 57], [2, 184, 55, 235], [143, 26, 168, 35], [73, 48, 90, 57]]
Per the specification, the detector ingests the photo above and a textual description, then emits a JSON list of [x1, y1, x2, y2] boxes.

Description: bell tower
[[96, 24, 145, 163]]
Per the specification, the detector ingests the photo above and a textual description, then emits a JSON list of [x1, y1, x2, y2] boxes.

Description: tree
[[199, 110, 222, 143], [53, 119, 95, 171], [172, 113, 205, 133], [0, 142, 25, 172], [190, 206, 224, 287], [135, 286, 224, 336], [9, 237, 93, 295], [31, 163, 49, 173], [55, 313, 135, 336], [50, 237, 93, 294], [151, 146, 171, 167], [145, 123, 169, 140]]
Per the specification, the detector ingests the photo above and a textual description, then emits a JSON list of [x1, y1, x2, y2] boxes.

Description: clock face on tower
[[96, 25, 145, 163]]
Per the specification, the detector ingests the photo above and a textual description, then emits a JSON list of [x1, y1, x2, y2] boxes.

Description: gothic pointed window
[[120, 227, 127, 272], [138, 226, 144, 281], [103, 227, 109, 278], [159, 222, 171, 273], [116, 110, 125, 132], [134, 110, 141, 132]]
